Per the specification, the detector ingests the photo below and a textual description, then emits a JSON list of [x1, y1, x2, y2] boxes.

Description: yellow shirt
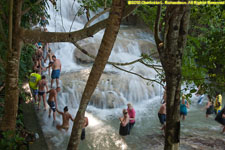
[[214, 94, 222, 111], [29, 73, 41, 89]]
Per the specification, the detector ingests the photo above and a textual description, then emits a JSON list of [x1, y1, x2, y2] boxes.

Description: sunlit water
[[35, 1, 225, 150]]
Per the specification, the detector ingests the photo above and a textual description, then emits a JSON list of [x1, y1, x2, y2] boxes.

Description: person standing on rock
[[51, 55, 61, 88], [47, 87, 60, 121], [56, 106, 74, 131], [127, 103, 135, 132], [37, 75, 48, 110]]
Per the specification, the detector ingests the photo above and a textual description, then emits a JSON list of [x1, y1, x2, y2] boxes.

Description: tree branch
[[84, 8, 111, 29], [21, 5, 139, 43], [112, 65, 163, 86], [154, 5, 162, 48], [21, 0, 42, 16], [73, 42, 143, 66]]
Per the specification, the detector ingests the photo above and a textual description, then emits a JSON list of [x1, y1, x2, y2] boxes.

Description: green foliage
[[77, 0, 111, 15], [182, 5, 225, 96], [19, 44, 36, 81], [133, 5, 157, 30], [0, 131, 25, 150], [21, 0, 50, 28]]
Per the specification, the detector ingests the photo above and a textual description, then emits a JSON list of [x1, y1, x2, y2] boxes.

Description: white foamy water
[[36, 1, 225, 150]]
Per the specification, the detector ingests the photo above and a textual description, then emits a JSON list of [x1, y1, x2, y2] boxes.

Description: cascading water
[[36, 1, 225, 150]]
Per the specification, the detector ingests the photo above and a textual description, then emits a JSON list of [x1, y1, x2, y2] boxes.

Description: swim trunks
[[158, 113, 166, 125], [47, 100, 56, 112], [51, 69, 60, 79], [206, 105, 214, 115], [38, 91, 45, 96], [81, 128, 85, 140], [31, 89, 38, 96]]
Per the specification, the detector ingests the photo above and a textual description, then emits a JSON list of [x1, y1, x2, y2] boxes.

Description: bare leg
[[35, 94, 38, 104], [56, 79, 59, 88], [38, 94, 41, 110], [206, 114, 208, 118], [222, 126, 225, 133], [183, 115, 186, 120], [49, 108, 51, 118], [51, 79, 54, 88], [43, 94, 47, 110], [53, 111, 56, 121]]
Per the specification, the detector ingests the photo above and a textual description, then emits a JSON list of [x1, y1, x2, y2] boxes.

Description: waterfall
[[37, 1, 165, 149]]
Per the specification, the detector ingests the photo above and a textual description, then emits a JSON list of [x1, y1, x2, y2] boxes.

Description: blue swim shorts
[[31, 89, 38, 96], [158, 113, 166, 125], [47, 101, 56, 112], [51, 69, 60, 79]]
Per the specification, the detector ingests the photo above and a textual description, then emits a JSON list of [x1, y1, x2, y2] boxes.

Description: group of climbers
[[28, 20, 88, 140]]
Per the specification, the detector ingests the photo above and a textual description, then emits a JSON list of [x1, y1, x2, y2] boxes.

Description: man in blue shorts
[[51, 55, 61, 88]]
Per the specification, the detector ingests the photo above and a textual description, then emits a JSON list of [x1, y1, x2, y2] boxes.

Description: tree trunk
[[67, 0, 125, 149], [0, 0, 23, 131], [155, 4, 190, 150]]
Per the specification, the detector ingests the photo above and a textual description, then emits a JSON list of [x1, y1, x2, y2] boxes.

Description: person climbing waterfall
[[158, 101, 166, 130], [127, 103, 135, 132], [180, 95, 189, 120], [56, 106, 74, 131], [81, 116, 89, 140], [37, 75, 48, 110], [51, 55, 61, 88], [47, 87, 60, 121], [214, 93, 222, 115], [119, 109, 130, 136], [44, 48, 54, 76], [42, 28, 49, 62], [205, 95, 214, 118], [40, 16, 48, 28], [29, 68, 41, 104]]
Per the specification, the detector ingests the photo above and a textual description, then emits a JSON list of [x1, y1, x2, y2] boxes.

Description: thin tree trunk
[[0, 0, 23, 131], [155, 4, 190, 150], [67, 0, 125, 149]]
